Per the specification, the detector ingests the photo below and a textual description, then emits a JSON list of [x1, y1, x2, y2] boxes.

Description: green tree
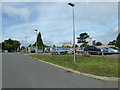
[[77, 33, 89, 43], [2, 38, 20, 52], [33, 32, 44, 50], [53, 45, 56, 47], [108, 40, 116, 45], [80, 43, 88, 47], [75, 44, 78, 48], [95, 42, 103, 46], [77, 33, 89, 47], [115, 33, 120, 47]]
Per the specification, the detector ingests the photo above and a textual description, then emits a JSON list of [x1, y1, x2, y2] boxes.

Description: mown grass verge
[[29, 54, 119, 77], [19, 52, 29, 54]]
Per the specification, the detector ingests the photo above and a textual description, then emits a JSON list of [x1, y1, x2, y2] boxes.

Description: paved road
[[2, 53, 118, 88]]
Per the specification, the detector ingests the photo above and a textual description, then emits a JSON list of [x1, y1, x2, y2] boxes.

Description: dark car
[[84, 46, 107, 55], [84, 46, 106, 51]]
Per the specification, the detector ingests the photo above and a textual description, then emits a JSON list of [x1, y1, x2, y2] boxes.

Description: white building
[[88, 37, 93, 46], [63, 43, 73, 47]]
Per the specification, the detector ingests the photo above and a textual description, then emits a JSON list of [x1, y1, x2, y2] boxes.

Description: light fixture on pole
[[34, 29, 38, 53], [68, 3, 76, 64]]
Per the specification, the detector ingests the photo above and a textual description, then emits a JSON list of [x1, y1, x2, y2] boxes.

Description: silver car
[[51, 48, 65, 55], [105, 47, 119, 54]]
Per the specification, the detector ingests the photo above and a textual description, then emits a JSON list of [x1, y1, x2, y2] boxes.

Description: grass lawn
[[20, 52, 30, 54], [29, 54, 119, 77]]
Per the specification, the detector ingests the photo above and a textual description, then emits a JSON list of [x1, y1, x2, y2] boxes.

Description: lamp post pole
[[68, 3, 76, 64], [35, 29, 38, 53], [25, 36, 27, 53]]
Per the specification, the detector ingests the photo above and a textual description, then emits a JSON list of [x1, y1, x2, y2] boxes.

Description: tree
[[28, 44, 32, 47], [75, 44, 78, 48], [53, 45, 56, 47], [108, 40, 116, 45], [95, 42, 103, 46], [80, 43, 88, 47], [77, 33, 89, 47], [115, 33, 120, 47], [93, 40, 96, 45], [33, 32, 44, 50], [2, 38, 20, 52], [77, 33, 89, 43]]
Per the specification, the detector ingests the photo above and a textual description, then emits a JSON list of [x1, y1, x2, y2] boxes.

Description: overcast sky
[[2, 2, 118, 46]]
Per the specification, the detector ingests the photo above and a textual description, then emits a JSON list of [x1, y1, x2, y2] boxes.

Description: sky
[[1, 2, 118, 46]]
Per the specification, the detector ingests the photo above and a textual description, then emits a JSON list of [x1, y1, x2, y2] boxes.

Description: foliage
[[28, 44, 32, 47], [53, 45, 56, 47], [2, 38, 20, 52], [33, 32, 44, 50], [75, 44, 78, 47], [108, 40, 116, 45], [95, 42, 103, 46], [80, 43, 88, 47], [115, 33, 120, 47], [77, 33, 89, 43]]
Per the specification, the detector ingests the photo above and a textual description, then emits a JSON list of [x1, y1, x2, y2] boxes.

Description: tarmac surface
[[2, 53, 118, 88]]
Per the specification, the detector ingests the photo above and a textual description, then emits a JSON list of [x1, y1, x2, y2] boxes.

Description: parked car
[[109, 47, 120, 51], [31, 48, 35, 53], [44, 50, 49, 53], [76, 48, 84, 53], [51, 48, 65, 55], [84, 46, 107, 55], [63, 48, 74, 54], [37, 49, 43, 53], [84, 46, 107, 51], [105, 47, 119, 54]]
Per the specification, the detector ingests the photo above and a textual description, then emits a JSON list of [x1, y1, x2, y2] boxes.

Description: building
[[88, 37, 93, 46], [62, 43, 73, 47], [100, 45, 115, 48]]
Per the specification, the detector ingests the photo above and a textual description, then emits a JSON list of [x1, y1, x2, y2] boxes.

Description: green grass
[[29, 54, 119, 77], [20, 52, 29, 54]]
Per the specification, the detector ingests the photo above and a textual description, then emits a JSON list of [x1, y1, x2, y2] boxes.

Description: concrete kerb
[[26, 55, 119, 82]]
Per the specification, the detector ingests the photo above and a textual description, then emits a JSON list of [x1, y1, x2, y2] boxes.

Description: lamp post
[[34, 29, 38, 53], [25, 36, 27, 52], [68, 3, 76, 64]]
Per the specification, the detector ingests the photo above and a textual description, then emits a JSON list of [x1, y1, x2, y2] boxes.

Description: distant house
[[63, 43, 73, 47], [100, 45, 115, 48]]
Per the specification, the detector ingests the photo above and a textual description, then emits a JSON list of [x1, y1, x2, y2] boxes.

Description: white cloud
[[3, 4, 31, 21], [93, 26, 118, 45], [2, 2, 118, 46], [75, 2, 118, 25]]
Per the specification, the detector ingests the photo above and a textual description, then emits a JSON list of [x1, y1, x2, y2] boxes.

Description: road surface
[[2, 53, 118, 88]]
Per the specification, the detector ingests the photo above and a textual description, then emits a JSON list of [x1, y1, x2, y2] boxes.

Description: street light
[[68, 3, 76, 64], [34, 29, 38, 53], [25, 36, 27, 53]]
